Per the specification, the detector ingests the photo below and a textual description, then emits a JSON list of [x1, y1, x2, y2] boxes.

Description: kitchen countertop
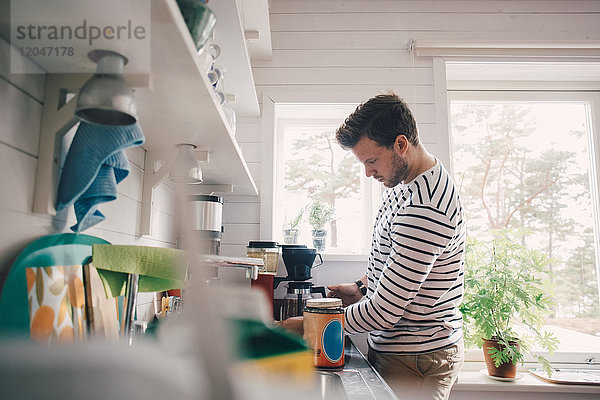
[[325, 337, 400, 400]]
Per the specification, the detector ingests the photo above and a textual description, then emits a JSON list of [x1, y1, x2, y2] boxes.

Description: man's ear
[[395, 135, 408, 154]]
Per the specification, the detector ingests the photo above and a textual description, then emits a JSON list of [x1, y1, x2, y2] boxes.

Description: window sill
[[454, 369, 600, 394], [320, 253, 369, 262]]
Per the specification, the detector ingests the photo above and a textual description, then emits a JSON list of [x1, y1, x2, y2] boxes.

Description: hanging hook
[[407, 39, 416, 53]]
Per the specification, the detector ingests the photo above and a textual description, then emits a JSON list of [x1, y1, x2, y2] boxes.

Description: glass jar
[[246, 241, 280, 275]]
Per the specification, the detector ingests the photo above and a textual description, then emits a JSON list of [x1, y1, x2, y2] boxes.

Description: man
[[281, 93, 466, 400]]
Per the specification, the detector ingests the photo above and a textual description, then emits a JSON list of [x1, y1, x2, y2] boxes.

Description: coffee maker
[[275, 246, 326, 320]]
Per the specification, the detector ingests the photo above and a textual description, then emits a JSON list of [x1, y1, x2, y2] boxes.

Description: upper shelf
[[135, 0, 258, 195], [8, 0, 260, 197]]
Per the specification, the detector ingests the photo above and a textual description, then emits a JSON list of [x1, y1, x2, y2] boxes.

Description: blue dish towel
[[56, 122, 145, 232]]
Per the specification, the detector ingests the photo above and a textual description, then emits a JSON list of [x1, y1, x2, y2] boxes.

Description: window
[[449, 91, 600, 360], [273, 103, 381, 255]]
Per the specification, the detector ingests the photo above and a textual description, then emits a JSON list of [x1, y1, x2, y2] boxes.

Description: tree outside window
[[450, 96, 600, 351], [275, 104, 376, 254]]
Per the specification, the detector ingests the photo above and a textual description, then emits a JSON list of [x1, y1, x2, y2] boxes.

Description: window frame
[[270, 104, 381, 256], [448, 89, 600, 367]]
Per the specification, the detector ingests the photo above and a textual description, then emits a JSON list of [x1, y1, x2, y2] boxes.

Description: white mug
[[198, 43, 221, 75]]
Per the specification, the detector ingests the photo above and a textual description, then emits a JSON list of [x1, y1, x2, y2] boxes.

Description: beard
[[384, 152, 409, 188]]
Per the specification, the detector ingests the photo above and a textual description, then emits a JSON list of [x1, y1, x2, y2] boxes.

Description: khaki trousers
[[367, 342, 464, 400]]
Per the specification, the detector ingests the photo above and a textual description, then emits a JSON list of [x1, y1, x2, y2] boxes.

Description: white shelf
[[137, 0, 257, 195], [209, 0, 261, 117], [20, 0, 260, 218]]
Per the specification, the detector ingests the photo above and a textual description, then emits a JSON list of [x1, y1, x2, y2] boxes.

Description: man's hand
[[327, 282, 363, 307], [276, 316, 304, 336]]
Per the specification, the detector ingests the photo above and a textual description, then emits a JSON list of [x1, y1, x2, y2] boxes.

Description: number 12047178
[[20, 46, 74, 57]]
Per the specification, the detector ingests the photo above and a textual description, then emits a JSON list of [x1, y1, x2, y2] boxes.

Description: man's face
[[351, 136, 409, 188]]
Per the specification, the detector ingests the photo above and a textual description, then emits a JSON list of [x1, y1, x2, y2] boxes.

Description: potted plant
[[282, 208, 304, 244], [307, 199, 334, 251], [459, 229, 559, 378]]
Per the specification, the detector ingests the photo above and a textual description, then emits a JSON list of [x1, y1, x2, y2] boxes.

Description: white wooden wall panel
[[218, 119, 263, 256], [271, 31, 417, 50], [417, 124, 436, 144], [223, 195, 261, 204], [254, 86, 435, 107], [234, 118, 262, 142], [0, 38, 45, 101], [251, 49, 432, 68], [223, 201, 260, 224], [269, 13, 600, 36], [0, 145, 37, 213], [116, 162, 144, 203], [0, 210, 56, 284], [148, 207, 177, 244], [126, 146, 145, 170], [270, 30, 598, 50], [253, 67, 433, 86], [0, 78, 42, 156], [221, 222, 260, 245], [269, 0, 600, 14], [239, 142, 262, 163], [151, 183, 177, 217], [246, 162, 262, 188], [220, 244, 247, 257]]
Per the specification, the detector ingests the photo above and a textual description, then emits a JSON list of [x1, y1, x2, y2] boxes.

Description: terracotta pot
[[482, 337, 520, 378]]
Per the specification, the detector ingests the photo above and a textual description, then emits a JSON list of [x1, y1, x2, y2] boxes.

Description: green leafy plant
[[287, 208, 304, 230], [282, 208, 304, 244], [307, 199, 334, 231], [459, 229, 559, 375]]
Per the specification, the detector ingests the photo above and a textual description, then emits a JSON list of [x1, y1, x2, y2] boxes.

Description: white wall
[[0, 37, 179, 318]]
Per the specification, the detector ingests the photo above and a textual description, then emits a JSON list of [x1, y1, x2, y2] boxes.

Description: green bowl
[[176, 0, 217, 51]]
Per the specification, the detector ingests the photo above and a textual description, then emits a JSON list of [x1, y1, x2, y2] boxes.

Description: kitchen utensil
[[189, 195, 223, 232], [281, 247, 323, 280], [169, 143, 203, 184], [281, 281, 326, 319], [75, 50, 137, 126], [247, 241, 280, 275], [207, 67, 223, 88], [180, 195, 224, 256], [0, 233, 110, 337]]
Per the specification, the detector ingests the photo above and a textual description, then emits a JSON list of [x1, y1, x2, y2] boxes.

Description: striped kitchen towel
[[56, 122, 145, 232]]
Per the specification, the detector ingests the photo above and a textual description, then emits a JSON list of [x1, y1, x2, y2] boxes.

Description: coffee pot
[[275, 246, 326, 320], [281, 281, 326, 320], [274, 247, 323, 289]]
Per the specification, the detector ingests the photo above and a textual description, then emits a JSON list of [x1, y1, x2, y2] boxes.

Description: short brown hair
[[335, 92, 419, 150]]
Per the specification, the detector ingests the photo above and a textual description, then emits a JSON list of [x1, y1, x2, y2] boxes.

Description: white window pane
[[274, 103, 374, 254], [450, 94, 600, 357]]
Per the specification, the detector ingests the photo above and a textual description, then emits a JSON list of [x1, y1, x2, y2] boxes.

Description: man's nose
[[365, 166, 376, 177]]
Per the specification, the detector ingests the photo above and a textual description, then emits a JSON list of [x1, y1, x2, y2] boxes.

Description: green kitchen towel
[[92, 245, 189, 298]]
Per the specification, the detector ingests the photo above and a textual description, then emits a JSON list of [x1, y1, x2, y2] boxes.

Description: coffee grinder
[[275, 246, 326, 320]]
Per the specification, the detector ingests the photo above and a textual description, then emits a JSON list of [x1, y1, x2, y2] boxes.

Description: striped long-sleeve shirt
[[345, 160, 466, 354]]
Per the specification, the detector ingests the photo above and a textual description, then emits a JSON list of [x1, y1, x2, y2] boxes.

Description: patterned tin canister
[[303, 298, 345, 369]]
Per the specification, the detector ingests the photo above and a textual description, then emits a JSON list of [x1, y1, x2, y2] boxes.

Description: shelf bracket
[[32, 73, 92, 215], [140, 149, 210, 237], [33, 71, 151, 217]]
